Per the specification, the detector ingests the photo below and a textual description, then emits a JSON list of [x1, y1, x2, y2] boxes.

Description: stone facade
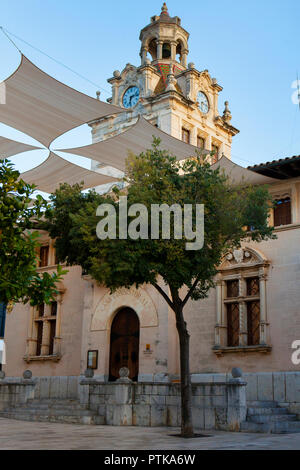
[[2, 5, 300, 422]]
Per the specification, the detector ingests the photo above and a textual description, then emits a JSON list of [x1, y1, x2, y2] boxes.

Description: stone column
[[215, 279, 222, 346], [215, 278, 227, 346], [206, 134, 212, 151], [259, 270, 268, 344], [157, 40, 163, 60], [181, 49, 188, 68], [170, 41, 177, 61], [190, 126, 197, 146], [239, 302, 248, 346], [140, 47, 148, 65], [238, 275, 247, 346], [41, 304, 51, 356], [111, 84, 120, 105], [26, 306, 37, 356], [220, 142, 225, 157], [54, 294, 62, 356]]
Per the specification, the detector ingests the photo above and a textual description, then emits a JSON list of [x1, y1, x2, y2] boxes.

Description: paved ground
[[0, 418, 300, 450]]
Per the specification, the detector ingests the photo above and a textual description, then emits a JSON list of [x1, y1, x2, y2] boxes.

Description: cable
[[0, 26, 111, 96], [0, 26, 21, 53]]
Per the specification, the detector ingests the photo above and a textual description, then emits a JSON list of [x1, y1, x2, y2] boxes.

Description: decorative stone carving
[[119, 367, 129, 378], [23, 370, 32, 379], [166, 73, 177, 91], [231, 367, 243, 378], [220, 247, 269, 272], [222, 101, 232, 124], [91, 286, 158, 331], [116, 367, 132, 383], [233, 249, 244, 264]]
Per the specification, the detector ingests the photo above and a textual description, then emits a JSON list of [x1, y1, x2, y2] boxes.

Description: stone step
[[5, 407, 97, 417], [0, 410, 103, 425], [248, 414, 297, 424], [15, 402, 89, 411], [247, 401, 278, 408], [27, 399, 79, 406], [247, 407, 289, 416], [241, 420, 300, 434]]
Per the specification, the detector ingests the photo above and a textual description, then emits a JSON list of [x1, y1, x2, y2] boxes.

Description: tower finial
[[223, 101, 232, 123], [161, 2, 169, 16]]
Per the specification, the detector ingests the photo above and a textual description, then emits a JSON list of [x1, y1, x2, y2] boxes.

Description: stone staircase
[[241, 401, 300, 434], [0, 398, 104, 425]]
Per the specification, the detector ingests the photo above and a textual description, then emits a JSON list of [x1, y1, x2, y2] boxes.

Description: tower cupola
[[139, 3, 189, 70]]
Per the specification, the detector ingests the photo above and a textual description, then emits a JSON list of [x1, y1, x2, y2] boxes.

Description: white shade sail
[[0, 136, 41, 159], [56, 116, 201, 171], [0, 55, 123, 148], [211, 156, 278, 185], [20, 152, 119, 193]]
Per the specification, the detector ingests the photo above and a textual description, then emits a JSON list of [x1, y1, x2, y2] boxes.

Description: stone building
[[2, 4, 300, 430]]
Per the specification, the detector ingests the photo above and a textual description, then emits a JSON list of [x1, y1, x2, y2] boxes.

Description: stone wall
[[79, 379, 247, 431], [244, 371, 300, 416], [0, 380, 35, 411], [2, 375, 80, 400]]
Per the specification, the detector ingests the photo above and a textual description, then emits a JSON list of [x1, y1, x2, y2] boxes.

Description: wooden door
[[109, 308, 139, 381]]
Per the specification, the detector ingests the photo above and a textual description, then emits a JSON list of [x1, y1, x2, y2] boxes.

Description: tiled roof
[[248, 155, 300, 180]]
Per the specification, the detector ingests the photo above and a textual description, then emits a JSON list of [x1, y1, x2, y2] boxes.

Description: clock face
[[197, 91, 209, 114], [122, 86, 140, 108]]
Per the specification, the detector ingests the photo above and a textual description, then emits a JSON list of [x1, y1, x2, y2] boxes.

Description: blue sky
[[0, 0, 299, 174]]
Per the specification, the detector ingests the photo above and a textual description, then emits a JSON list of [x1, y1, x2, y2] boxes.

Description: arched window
[[148, 38, 157, 60]]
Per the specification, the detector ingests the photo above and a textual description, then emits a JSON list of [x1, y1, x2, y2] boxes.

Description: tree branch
[[153, 282, 174, 311], [182, 274, 201, 308]]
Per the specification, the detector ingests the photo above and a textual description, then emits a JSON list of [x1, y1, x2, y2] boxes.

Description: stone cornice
[[215, 116, 240, 136], [213, 345, 272, 356]]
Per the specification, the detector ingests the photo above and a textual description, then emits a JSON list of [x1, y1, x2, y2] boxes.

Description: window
[[274, 197, 291, 226], [182, 128, 190, 144], [227, 279, 239, 298], [211, 144, 219, 163], [39, 245, 49, 267], [34, 301, 57, 357], [197, 136, 205, 149], [225, 276, 261, 347], [214, 248, 271, 354]]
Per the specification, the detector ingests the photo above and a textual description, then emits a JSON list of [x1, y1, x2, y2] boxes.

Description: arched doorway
[[109, 307, 140, 381]]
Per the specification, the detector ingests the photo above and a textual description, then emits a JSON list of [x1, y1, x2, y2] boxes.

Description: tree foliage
[[46, 141, 274, 301], [0, 159, 66, 306]]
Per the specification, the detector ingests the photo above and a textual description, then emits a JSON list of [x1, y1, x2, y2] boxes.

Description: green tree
[[0, 159, 66, 307], [45, 141, 275, 437]]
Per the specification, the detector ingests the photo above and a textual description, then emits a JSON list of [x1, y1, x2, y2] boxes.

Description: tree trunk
[[174, 304, 194, 437]]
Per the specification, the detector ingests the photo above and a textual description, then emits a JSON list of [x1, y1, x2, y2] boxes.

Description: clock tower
[[90, 3, 239, 163]]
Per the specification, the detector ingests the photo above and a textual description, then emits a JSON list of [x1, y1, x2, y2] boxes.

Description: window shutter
[[274, 198, 291, 226], [227, 303, 239, 346], [39, 246, 49, 267]]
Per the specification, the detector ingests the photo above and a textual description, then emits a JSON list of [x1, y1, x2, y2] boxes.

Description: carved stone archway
[[91, 286, 158, 332]]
